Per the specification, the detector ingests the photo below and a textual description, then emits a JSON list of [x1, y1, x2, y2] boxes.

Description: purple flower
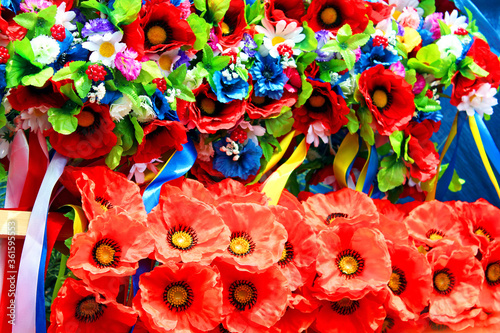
[[173, 50, 191, 70], [315, 30, 335, 62], [423, 12, 443, 40], [115, 48, 142, 81], [81, 19, 115, 38], [208, 28, 219, 51], [242, 33, 257, 57], [390, 62, 406, 77], [413, 73, 426, 95]]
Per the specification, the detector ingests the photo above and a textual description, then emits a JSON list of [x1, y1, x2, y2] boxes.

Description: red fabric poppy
[[216, 202, 287, 272], [208, 178, 269, 205], [214, 259, 290, 332], [215, 0, 247, 49], [373, 198, 407, 222], [147, 193, 230, 264], [450, 38, 500, 106], [47, 103, 117, 159], [265, 0, 305, 25], [293, 79, 350, 136], [271, 206, 318, 291], [314, 293, 386, 333], [384, 243, 433, 321], [134, 262, 223, 332], [478, 240, 500, 312], [269, 293, 318, 333], [359, 64, 415, 136], [302, 188, 379, 234], [404, 119, 441, 182], [133, 119, 187, 163], [404, 201, 477, 251], [378, 306, 424, 333], [277, 189, 306, 215], [61, 166, 147, 222], [8, 80, 67, 111], [122, 0, 195, 58], [366, 1, 394, 25], [456, 199, 500, 255], [67, 210, 154, 299], [190, 158, 227, 186], [426, 242, 484, 322], [377, 214, 410, 246], [247, 88, 297, 119], [177, 83, 246, 134], [48, 278, 137, 333], [301, 0, 369, 34]]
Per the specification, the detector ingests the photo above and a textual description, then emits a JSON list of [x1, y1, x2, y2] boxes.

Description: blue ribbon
[[35, 228, 47, 332], [436, 112, 467, 200], [474, 113, 500, 175], [362, 145, 378, 194]]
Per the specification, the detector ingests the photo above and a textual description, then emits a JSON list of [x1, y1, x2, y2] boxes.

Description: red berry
[[454, 28, 468, 36], [0, 46, 10, 64], [85, 64, 107, 82], [277, 44, 293, 57], [373, 35, 389, 48], [426, 89, 434, 98], [152, 78, 167, 93], [230, 127, 247, 144], [51, 24, 66, 42]]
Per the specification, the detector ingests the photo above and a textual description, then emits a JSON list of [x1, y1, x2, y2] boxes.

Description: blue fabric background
[[434, 0, 500, 207]]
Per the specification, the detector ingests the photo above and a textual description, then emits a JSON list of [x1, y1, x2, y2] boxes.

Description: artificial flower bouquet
[[0, 0, 500, 331]]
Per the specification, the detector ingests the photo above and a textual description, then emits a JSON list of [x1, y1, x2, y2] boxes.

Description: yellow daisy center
[[272, 36, 286, 46], [147, 26, 167, 46], [158, 54, 173, 71], [99, 42, 115, 58], [320, 7, 338, 25], [78, 110, 95, 128], [372, 89, 388, 109]]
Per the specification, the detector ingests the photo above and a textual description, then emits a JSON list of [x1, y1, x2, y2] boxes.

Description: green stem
[[51, 254, 68, 303]]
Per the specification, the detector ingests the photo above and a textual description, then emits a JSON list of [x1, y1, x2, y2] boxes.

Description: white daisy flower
[[444, 10, 468, 34], [255, 18, 305, 58], [19, 106, 51, 133], [388, 0, 424, 16], [82, 31, 126, 68], [55, 2, 76, 31], [436, 35, 463, 58], [148, 50, 181, 76], [31, 35, 60, 65], [457, 83, 498, 117]]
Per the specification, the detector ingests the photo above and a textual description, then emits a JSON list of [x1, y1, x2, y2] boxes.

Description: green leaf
[[38, 5, 57, 26], [265, 109, 294, 137], [134, 61, 162, 84], [202, 44, 214, 65], [389, 131, 404, 158], [6, 54, 32, 88], [211, 56, 231, 72], [130, 116, 144, 144], [341, 49, 356, 70], [403, 135, 414, 163], [64, 237, 73, 251], [404, 69, 417, 86], [52, 67, 74, 81], [74, 75, 92, 99], [449, 169, 465, 192], [193, 0, 207, 12], [0, 105, 6, 129], [236, 66, 248, 81], [187, 14, 211, 50], [105, 143, 124, 169], [418, 0, 436, 17], [360, 122, 375, 146], [345, 109, 359, 134], [297, 75, 313, 107], [13, 13, 37, 30], [321, 40, 342, 53], [207, 0, 231, 24], [80, 0, 110, 16], [260, 141, 273, 161], [407, 44, 443, 77], [21, 67, 54, 87], [14, 38, 35, 62], [245, 0, 264, 25], [168, 64, 187, 86], [377, 154, 408, 192], [60, 83, 83, 106], [109, 0, 141, 26], [337, 24, 352, 44], [297, 52, 317, 68], [347, 33, 370, 49], [296, 21, 318, 52], [47, 102, 80, 134], [468, 62, 489, 78], [177, 84, 196, 102], [438, 19, 451, 36], [69, 61, 87, 72]]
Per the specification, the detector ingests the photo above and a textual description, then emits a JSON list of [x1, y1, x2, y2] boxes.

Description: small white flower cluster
[[165, 88, 181, 104], [219, 137, 241, 161], [87, 82, 106, 104], [280, 54, 296, 69], [71, 31, 83, 46]]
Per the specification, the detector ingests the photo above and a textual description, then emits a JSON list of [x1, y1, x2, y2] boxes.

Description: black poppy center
[[371, 88, 393, 112], [77, 108, 102, 136], [388, 266, 407, 295], [331, 298, 359, 315], [92, 238, 121, 268], [486, 261, 500, 286], [75, 295, 106, 323], [426, 228, 446, 241], [325, 212, 349, 226], [95, 196, 113, 211], [318, 6, 342, 29], [433, 268, 455, 295], [475, 226, 494, 242], [336, 248, 365, 279], [229, 280, 258, 311], [167, 224, 198, 251], [163, 281, 194, 312], [228, 231, 255, 257], [278, 241, 294, 267], [145, 21, 171, 47]]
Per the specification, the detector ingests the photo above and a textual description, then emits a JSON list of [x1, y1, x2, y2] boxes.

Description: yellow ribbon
[[261, 137, 309, 205], [355, 141, 371, 193], [64, 204, 88, 235], [425, 113, 458, 201], [469, 115, 500, 200], [333, 133, 359, 189]]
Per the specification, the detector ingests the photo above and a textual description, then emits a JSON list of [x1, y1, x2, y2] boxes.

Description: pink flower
[[397, 7, 420, 29], [423, 12, 443, 40], [115, 48, 142, 81]]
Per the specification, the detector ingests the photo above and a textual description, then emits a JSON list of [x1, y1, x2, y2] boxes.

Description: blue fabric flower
[[249, 53, 288, 100], [81, 19, 115, 38], [1, 0, 20, 13], [100, 90, 122, 105], [52, 43, 90, 71], [212, 70, 249, 103], [151, 89, 178, 120], [356, 41, 400, 73], [0, 64, 6, 100], [418, 28, 435, 47], [414, 110, 443, 123], [213, 139, 262, 180]]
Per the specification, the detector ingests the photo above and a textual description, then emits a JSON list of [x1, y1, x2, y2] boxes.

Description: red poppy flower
[[426, 242, 484, 322], [60, 166, 147, 222], [67, 211, 154, 299], [314, 293, 386, 333], [247, 88, 297, 119], [122, 0, 195, 58], [377, 214, 409, 246], [265, 0, 305, 25], [270, 293, 318, 333], [293, 79, 350, 136], [133, 119, 187, 163], [384, 243, 432, 322], [270, 206, 318, 291], [190, 158, 226, 186], [302, 188, 379, 234], [215, 0, 247, 49], [404, 201, 477, 251], [147, 193, 230, 264], [208, 178, 269, 205], [403, 119, 441, 182], [456, 199, 500, 255], [178, 83, 246, 134], [8, 80, 67, 111], [366, 1, 394, 25], [450, 38, 500, 106], [48, 278, 137, 333], [359, 64, 415, 136], [478, 240, 500, 312], [373, 198, 410, 222], [313, 222, 391, 300], [160, 178, 217, 205], [378, 306, 423, 333], [216, 202, 287, 272], [214, 260, 290, 332], [277, 189, 306, 215], [134, 262, 223, 332], [47, 103, 117, 159], [302, 0, 369, 34]]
